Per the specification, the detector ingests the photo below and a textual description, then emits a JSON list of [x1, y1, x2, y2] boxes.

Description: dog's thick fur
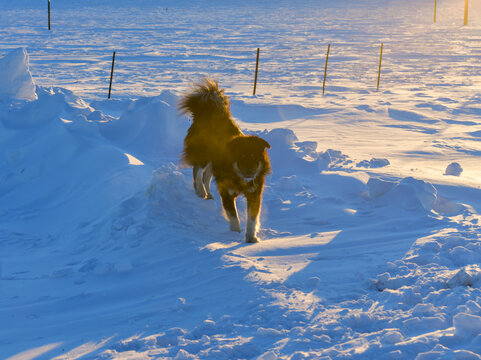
[[214, 135, 271, 243], [179, 78, 271, 243]]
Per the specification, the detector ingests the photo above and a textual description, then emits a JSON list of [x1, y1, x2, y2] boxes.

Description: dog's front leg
[[202, 162, 214, 200], [193, 165, 207, 199], [219, 188, 241, 233], [245, 191, 262, 243]]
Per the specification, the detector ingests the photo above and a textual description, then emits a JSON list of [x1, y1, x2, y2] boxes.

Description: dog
[[213, 135, 271, 243], [178, 78, 271, 243]]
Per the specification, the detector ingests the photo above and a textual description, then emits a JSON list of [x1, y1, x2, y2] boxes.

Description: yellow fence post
[[377, 43, 383, 92], [464, 0, 469, 25], [322, 44, 330, 96]]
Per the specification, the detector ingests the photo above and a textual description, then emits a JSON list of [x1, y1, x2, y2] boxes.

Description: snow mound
[[257, 128, 351, 178], [444, 162, 463, 176], [372, 227, 481, 354], [99, 91, 187, 163], [369, 176, 437, 211], [454, 313, 481, 338], [447, 266, 481, 289], [0, 85, 151, 232], [0, 87, 76, 129], [367, 177, 396, 198], [367, 176, 465, 215], [0, 47, 36, 101], [357, 158, 390, 168], [390, 177, 437, 211]]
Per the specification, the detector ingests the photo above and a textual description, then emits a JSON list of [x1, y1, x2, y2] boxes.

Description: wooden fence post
[[434, 0, 437, 23], [108, 51, 116, 99], [253, 48, 260, 96], [377, 43, 383, 92], [322, 44, 330, 96], [464, 0, 469, 25]]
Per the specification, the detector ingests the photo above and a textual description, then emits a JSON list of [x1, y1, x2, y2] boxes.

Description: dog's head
[[227, 136, 271, 180]]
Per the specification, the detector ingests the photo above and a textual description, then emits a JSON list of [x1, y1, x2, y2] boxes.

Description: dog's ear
[[256, 137, 271, 150]]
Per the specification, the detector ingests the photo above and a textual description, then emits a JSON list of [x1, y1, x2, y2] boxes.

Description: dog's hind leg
[[219, 188, 241, 233], [193, 165, 207, 199], [202, 162, 214, 200], [245, 191, 262, 243]]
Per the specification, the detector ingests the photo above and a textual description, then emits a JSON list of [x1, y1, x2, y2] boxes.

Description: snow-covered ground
[[1, 0, 481, 359]]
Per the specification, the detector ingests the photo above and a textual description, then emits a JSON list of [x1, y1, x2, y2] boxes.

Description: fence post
[[322, 44, 330, 96], [253, 48, 260, 96], [48, 0, 51, 30], [108, 51, 116, 99], [464, 0, 469, 25], [434, 0, 437, 23], [377, 43, 383, 92]]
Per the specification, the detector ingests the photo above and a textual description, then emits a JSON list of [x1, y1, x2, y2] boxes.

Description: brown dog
[[179, 78, 271, 243], [214, 135, 271, 243]]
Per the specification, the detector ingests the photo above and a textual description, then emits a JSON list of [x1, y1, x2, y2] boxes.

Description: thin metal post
[[253, 48, 260, 96], [377, 43, 384, 92], [322, 44, 330, 96], [108, 51, 116, 99], [48, 0, 51, 30]]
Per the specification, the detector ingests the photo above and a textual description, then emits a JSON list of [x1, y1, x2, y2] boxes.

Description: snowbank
[[0, 48, 36, 101], [98, 92, 187, 163]]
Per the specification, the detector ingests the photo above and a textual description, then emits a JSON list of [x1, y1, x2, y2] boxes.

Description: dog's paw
[[246, 235, 259, 243], [194, 186, 207, 199], [230, 222, 241, 233]]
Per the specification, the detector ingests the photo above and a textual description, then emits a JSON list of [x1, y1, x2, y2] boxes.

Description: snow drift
[[0, 47, 36, 101]]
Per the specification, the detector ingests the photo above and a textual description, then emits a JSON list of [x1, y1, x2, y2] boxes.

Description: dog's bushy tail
[[178, 78, 231, 120]]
